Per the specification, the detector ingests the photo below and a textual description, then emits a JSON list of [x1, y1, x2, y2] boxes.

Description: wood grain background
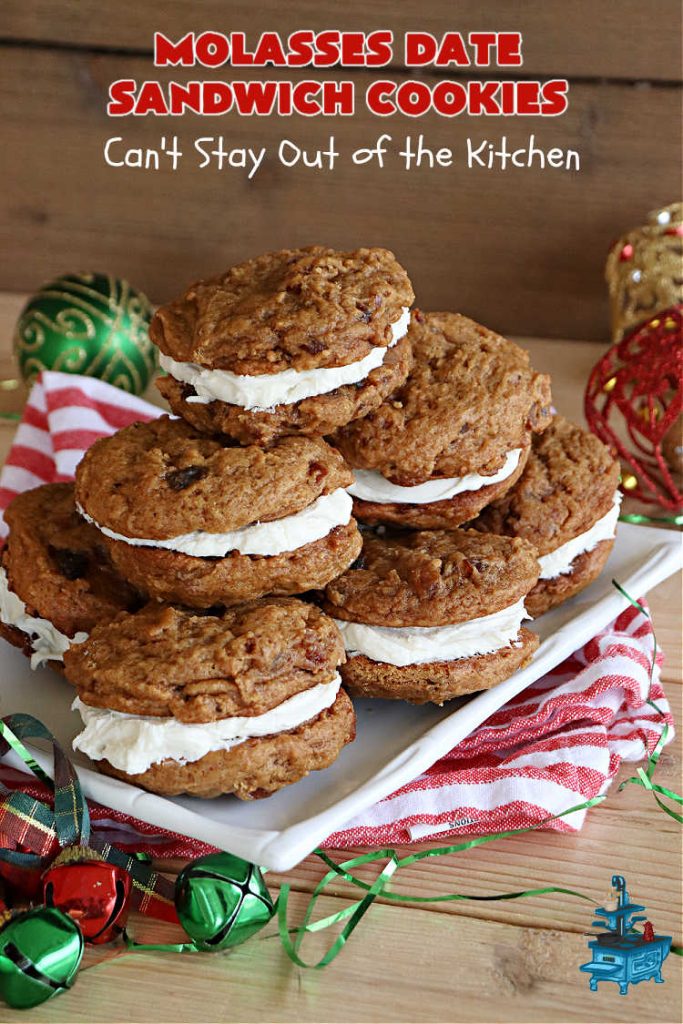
[[1, 1, 681, 340]]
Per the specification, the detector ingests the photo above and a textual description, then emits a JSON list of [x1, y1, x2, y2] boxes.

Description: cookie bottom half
[[525, 539, 614, 618], [103, 521, 362, 608], [351, 444, 530, 529], [341, 627, 539, 705], [98, 689, 356, 799], [157, 336, 413, 446]]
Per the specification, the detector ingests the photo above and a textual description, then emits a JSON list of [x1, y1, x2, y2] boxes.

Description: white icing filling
[[160, 307, 411, 411], [348, 448, 522, 505], [334, 598, 528, 667], [72, 674, 342, 774], [0, 566, 87, 669], [77, 488, 352, 559], [539, 491, 622, 580]]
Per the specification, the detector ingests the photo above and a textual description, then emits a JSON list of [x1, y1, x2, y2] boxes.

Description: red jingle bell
[[42, 849, 132, 944]]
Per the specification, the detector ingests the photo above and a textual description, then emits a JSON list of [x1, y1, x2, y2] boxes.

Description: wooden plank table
[[0, 293, 680, 1023]]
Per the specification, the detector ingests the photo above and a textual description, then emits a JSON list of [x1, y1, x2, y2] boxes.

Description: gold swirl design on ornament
[[20, 343, 90, 380], [15, 316, 46, 352]]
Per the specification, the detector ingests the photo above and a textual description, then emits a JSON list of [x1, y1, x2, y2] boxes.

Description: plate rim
[[4, 524, 681, 871]]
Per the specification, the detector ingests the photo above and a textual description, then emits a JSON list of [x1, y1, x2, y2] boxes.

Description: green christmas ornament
[[0, 907, 83, 1009], [175, 853, 275, 951], [13, 273, 158, 395]]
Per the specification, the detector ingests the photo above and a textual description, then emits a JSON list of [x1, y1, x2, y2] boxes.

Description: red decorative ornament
[[43, 851, 132, 944], [585, 306, 683, 512]]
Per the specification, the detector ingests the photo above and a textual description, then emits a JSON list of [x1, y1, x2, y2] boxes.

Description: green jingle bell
[[0, 907, 83, 1009], [13, 272, 158, 395], [175, 853, 275, 951]]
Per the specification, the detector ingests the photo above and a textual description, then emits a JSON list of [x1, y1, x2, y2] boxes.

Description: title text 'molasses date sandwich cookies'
[[74, 416, 362, 608], [0, 483, 140, 670], [332, 312, 552, 529], [322, 529, 540, 705], [65, 599, 355, 799], [470, 416, 621, 616], [153, 246, 415, 444]]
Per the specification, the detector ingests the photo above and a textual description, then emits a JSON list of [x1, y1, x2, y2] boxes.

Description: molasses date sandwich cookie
[[321, 529, 540, 705], [74, 416, 361, 608], [470, 416, 621, 616], [332, 312, 552, 529], [153, 246, 415, 444], [65, 598, 355, 799], [0, 484, 139, 669]]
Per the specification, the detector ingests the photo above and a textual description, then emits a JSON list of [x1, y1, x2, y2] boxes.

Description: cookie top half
[[470, 416, 620, 554], [64, 598, 345, 722], [332, 311, 552, 486], [322, 529, 539, 627], [150, 247, 414, 373], [3, 483, 139, 635], [75, 415, 353, 539]]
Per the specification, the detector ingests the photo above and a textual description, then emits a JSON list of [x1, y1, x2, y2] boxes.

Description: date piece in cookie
[[74, 416, 362, 608], [469, 416, 621, 616], [153, 246, 415, 444], [66, 598, 355, 800], [0, 483, 139, 669], [321, 529, 540, 705], [332, 311, 552, 529]]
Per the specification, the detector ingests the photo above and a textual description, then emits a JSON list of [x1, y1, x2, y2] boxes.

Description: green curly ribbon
[[277, 584, 683, 968], [619, 512, 683, 527], [277, 798, 605, 969]]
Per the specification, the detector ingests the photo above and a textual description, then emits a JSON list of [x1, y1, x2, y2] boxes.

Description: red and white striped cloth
[[0, 373, 673, 856]]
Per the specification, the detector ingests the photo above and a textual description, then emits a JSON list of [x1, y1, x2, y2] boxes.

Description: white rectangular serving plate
[[1, 523, 680, 871]]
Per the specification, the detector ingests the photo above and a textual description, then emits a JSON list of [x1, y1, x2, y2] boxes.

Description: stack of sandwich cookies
[[322, 529, 540, 705], [470, 416, 621, 616], [74, 416, 362, 607], [65, 598, 355, 799], [333, 312, 552, 528], [153, 247, 415, 445], [0, 484, 139, 669]]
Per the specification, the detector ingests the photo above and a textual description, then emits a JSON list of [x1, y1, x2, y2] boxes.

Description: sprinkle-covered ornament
[[0, 907, 83, 1009], [175, 852, 275, 951], [13, 273, 157, 395], [605, 202, 683, 342], [43, 847, 132, 944]]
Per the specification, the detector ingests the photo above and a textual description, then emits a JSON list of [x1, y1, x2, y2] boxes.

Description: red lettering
[[153, 32, 194, 67], [541, 80, 569, 115], [230, 81, 280, 114], [134, 81, 169, 115], [366, 80, 396, 115], [366, 30, 393, 67], [253, 32, 288, 66], [195, 31, 230, 67], [200, 82, 233, 114], [515, 81, 542, 115], [497, 32, 523, 66], [469, 32, 497, 66], [434, 35, 470, 67], [396, 81, 431, 116], [315, 30, 342, 67], [287, 30, 315, 67], [404, 32, 437, 66], [465, 81, 500, 114], [432, 81, 468, 115], [107, 79, 136, 115]]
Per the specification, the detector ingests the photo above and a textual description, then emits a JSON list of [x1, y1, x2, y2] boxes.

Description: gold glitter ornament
[[605, 202, 683, 342]]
